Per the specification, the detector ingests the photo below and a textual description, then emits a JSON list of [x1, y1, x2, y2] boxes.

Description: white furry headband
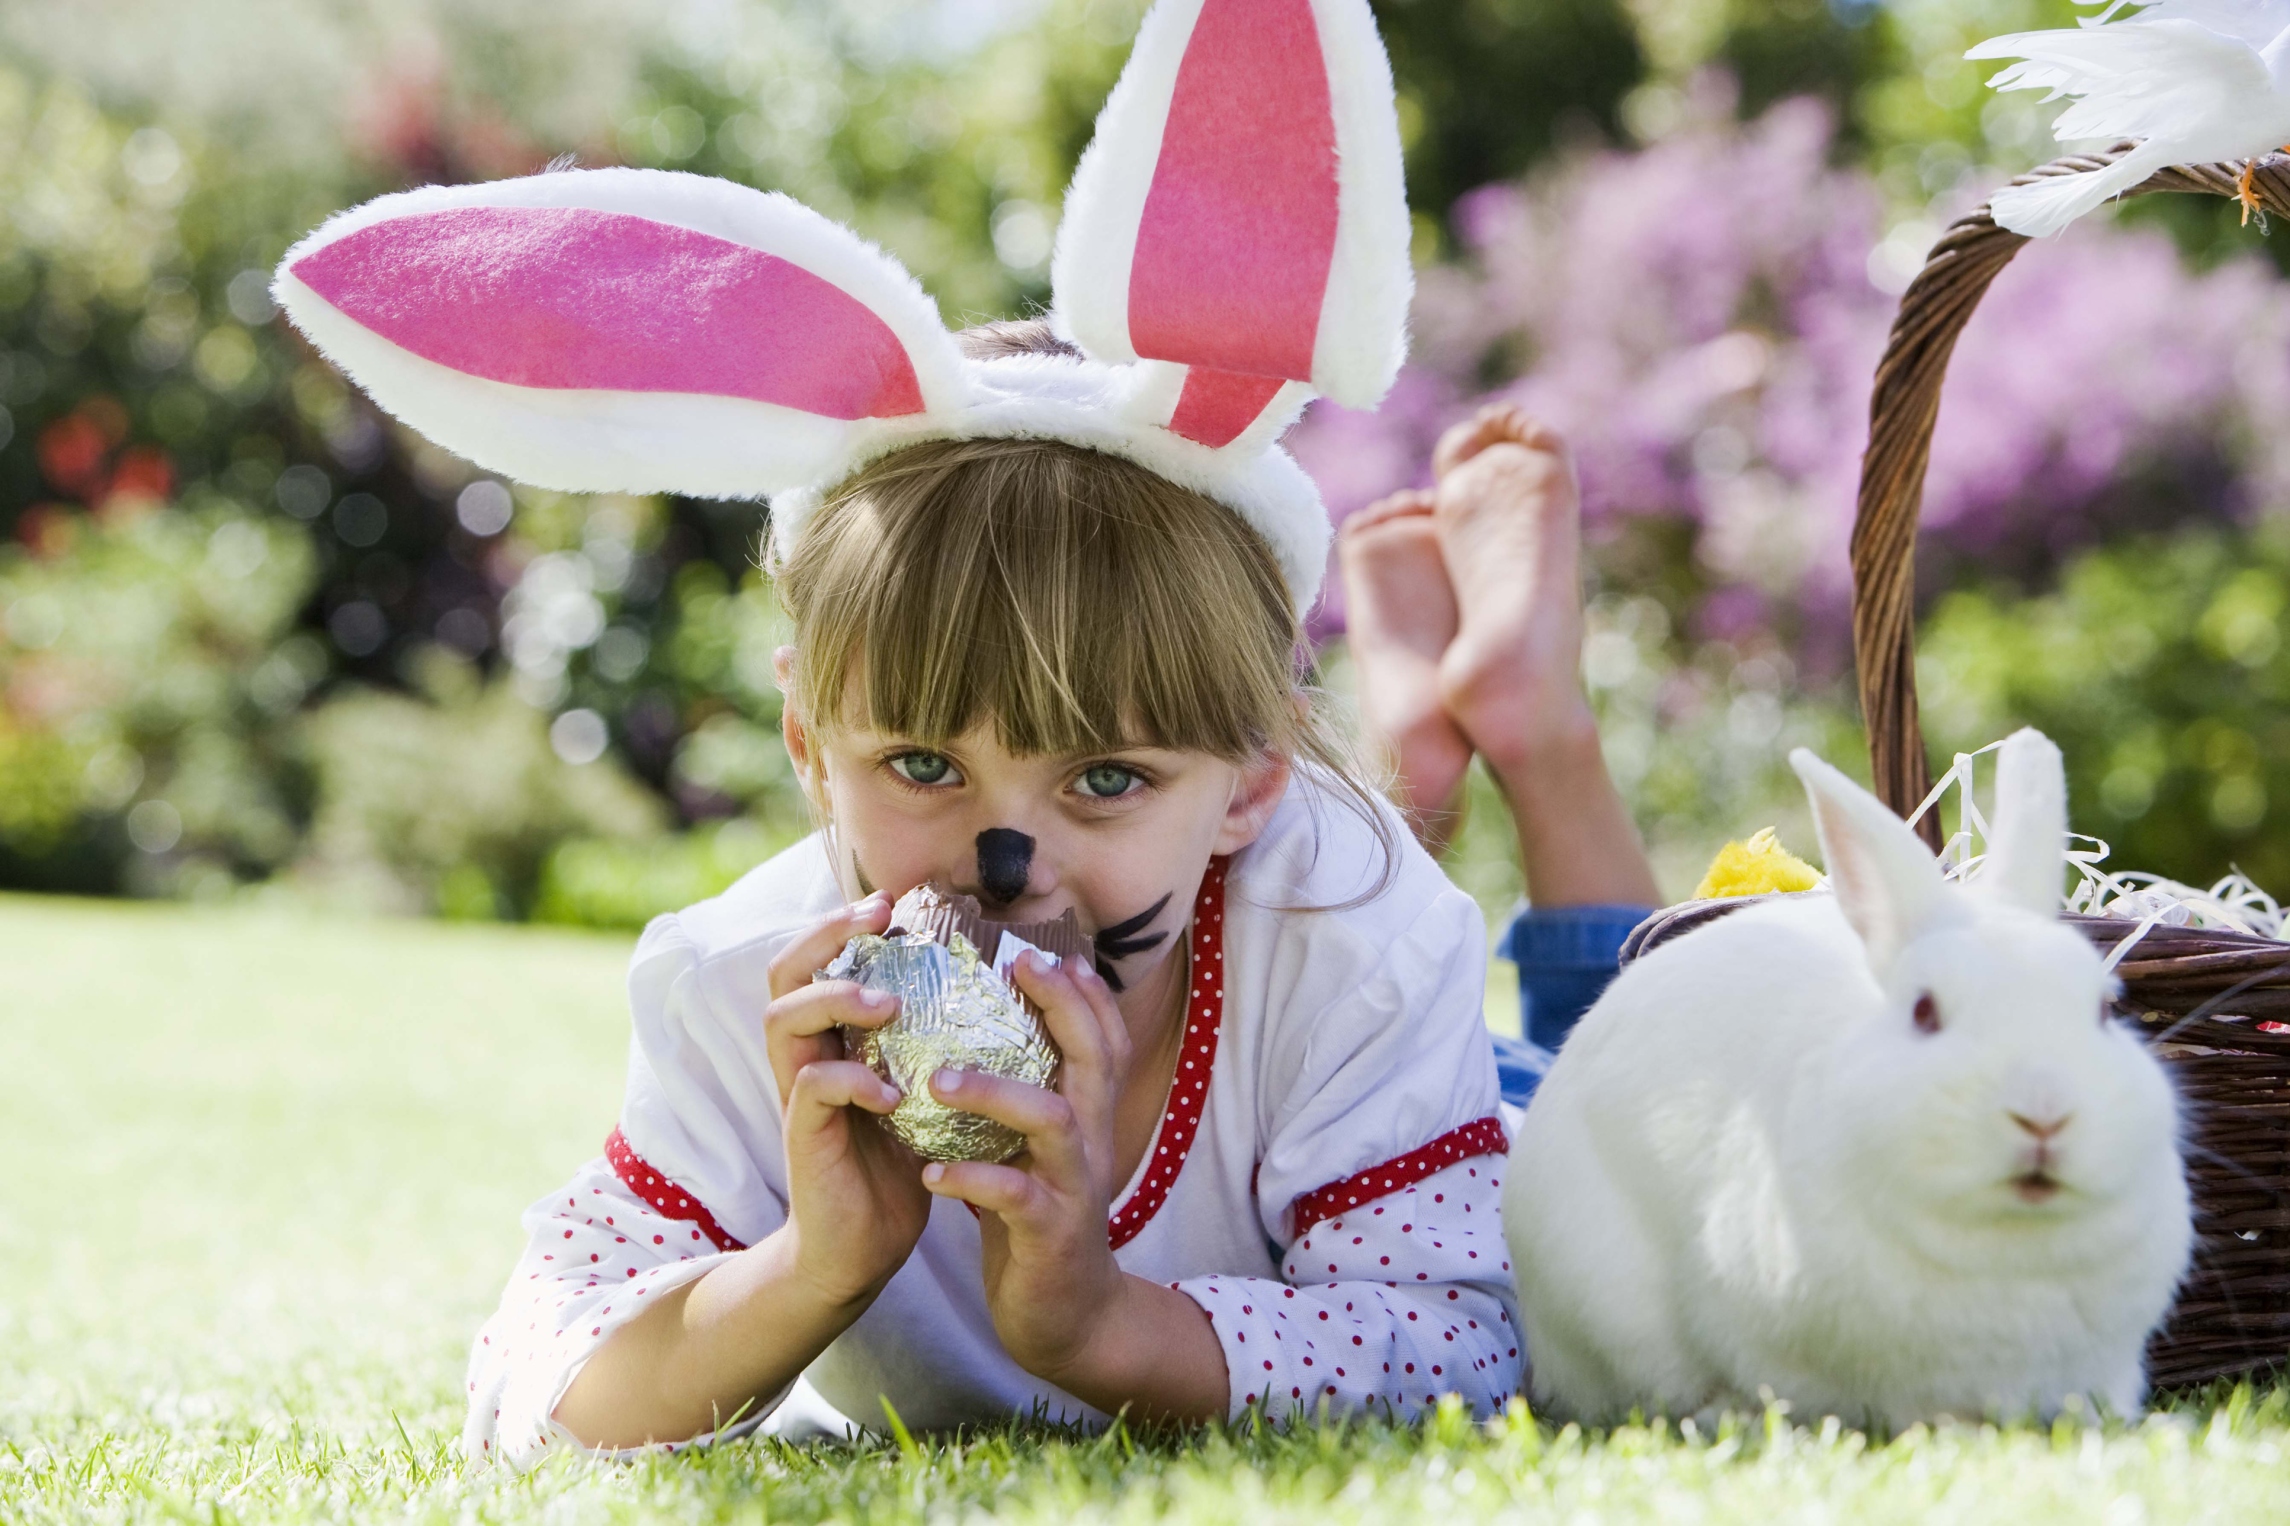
[[273, 0, 1412, 611]]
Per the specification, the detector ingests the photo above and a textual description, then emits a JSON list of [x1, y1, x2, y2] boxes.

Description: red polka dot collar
[[1107, 855, 1226, 1251]]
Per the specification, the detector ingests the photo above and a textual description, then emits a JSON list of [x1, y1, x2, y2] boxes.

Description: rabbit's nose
[[2009, 1110, 2072, 1141]]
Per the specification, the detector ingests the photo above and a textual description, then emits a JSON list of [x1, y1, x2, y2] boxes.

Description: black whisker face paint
[[851, 854, 878, 899], [1093, 892, 1171, 993], [975, 828, 1034, 907]]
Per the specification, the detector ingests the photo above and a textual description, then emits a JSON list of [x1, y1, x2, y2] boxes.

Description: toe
[[1433, 403, 1569, 478], [1495, 408, 1568, 459], [1342, 488, 1438, 538], [1435, 439, 1578, 527], [1431, 410, 1508, 479]]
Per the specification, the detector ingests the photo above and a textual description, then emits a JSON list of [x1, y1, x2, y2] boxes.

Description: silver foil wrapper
[[823, 932, 1060, 1163]]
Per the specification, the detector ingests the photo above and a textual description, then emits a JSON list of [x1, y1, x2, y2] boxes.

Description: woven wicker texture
[[1842, 151, 2290, 1386]]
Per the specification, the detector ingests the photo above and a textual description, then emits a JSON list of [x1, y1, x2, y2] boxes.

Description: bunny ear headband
[[272, 0, 1411, 611]]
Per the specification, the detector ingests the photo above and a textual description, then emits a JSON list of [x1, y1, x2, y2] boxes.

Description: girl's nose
[[975, 828, 1034, 907]]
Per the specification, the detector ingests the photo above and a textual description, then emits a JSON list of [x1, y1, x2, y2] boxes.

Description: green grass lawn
[[4, 892, 2288, 1523]]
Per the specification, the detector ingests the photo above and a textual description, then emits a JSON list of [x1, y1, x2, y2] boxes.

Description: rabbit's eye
[[1912, 993, 1942, 1035]]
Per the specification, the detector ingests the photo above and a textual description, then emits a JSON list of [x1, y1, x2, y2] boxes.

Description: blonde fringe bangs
[[781, 437, 1291, 756]]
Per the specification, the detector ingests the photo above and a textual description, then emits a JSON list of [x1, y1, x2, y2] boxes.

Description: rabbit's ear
[[1981, 728, 2068, 918], [273, 169, 967, 500], [1790, 749, 1951, 977], [1050, 0, 1410, 448]]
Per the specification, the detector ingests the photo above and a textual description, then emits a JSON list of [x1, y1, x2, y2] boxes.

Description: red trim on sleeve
[[1287, 1116, 1510, 1236], [1107, 857, 1228, 1250], [605, 1127, 747, 1253]]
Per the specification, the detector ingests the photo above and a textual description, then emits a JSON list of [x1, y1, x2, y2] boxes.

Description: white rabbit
[[1503, 728, 2192, 1428]]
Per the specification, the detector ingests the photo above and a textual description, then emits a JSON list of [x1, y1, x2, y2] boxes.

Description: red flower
[[36, 414, 111, 499], [100, 446, 175, 517]]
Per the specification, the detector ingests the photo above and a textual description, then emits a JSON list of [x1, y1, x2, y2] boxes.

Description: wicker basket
[[1853, 146, 2290, 1389], [1845, 146, 2290, 1389]]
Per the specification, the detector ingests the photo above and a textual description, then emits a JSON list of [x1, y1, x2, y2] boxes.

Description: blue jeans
[[1488, 904, 1651, 1111]]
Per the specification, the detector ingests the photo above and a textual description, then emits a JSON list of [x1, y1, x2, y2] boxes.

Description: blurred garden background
[[13, 2, 2290, 1519], [6, 0, 2290, 930]]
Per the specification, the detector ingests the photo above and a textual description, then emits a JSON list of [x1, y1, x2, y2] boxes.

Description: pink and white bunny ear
[[273, 168, 967, 500], [1051, 0, 1411, 449]]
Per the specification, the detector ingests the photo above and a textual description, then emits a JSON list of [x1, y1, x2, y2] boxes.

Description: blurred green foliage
[[1373, 0, 1644, 220], [533, 818, 798, 929], [4, 0, 2289, 926], [0, 499, 315, 895], [294, 649, 667, 917], [1922, 522, 2290, 896]]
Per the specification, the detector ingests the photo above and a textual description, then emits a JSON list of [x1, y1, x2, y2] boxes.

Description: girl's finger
[[786, 1059, 902, 1141], [1010, 954, 1127, 1083], [766, 893, 893, 1001], [765, 983, 899, 1109], [919, 1159, 1038, 1218], [1070, 957, 1130, 1060], [1011, 955, 1129, 1139], [928, 1069, 1090, 1186], [767, 981, 900, 1040]]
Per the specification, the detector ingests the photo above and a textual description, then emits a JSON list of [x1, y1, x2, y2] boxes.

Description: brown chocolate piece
[[890, 884, 1091, 987]]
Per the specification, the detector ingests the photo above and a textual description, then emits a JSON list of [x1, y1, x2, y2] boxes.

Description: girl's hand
[[763, 895, 933, 1309], [917, 953, 1139, 1382]]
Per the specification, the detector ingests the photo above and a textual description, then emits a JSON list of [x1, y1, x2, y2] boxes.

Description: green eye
[[891, 752, 956, 786], [1079, 764, 1139, 799]]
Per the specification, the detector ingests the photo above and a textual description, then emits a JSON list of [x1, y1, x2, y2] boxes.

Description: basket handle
[[1851, 146, 2289, 850]]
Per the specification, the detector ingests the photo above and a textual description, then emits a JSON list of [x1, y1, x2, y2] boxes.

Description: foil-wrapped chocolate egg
[[819, 886, 1086, 1163]]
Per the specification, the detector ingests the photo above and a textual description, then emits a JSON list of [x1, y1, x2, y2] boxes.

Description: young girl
[[270, 0, 1630, 1460]]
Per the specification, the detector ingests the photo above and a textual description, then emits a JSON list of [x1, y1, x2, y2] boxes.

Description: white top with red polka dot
[[464, 778, 1518, 1464]]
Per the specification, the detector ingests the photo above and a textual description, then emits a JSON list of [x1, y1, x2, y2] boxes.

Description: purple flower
[[1294, 91, 2286, 653]]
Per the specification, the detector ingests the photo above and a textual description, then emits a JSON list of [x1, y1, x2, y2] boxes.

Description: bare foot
[[1430, 404, 1597, 769], [1431, 403, 1660, 908], [1336, 489, 1473, 845]]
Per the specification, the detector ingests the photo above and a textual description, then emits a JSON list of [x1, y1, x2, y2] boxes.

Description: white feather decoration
[[1970, 0, 2290, 236]]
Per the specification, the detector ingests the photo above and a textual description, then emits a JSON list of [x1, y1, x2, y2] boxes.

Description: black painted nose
[[975, 828, 1034, 907]]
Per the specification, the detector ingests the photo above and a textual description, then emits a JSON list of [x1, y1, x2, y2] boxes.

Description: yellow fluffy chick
[[1692, 827, 1823, 901]]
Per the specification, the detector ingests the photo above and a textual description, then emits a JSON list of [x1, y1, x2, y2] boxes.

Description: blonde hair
[[772, 324, 1396, 901]]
